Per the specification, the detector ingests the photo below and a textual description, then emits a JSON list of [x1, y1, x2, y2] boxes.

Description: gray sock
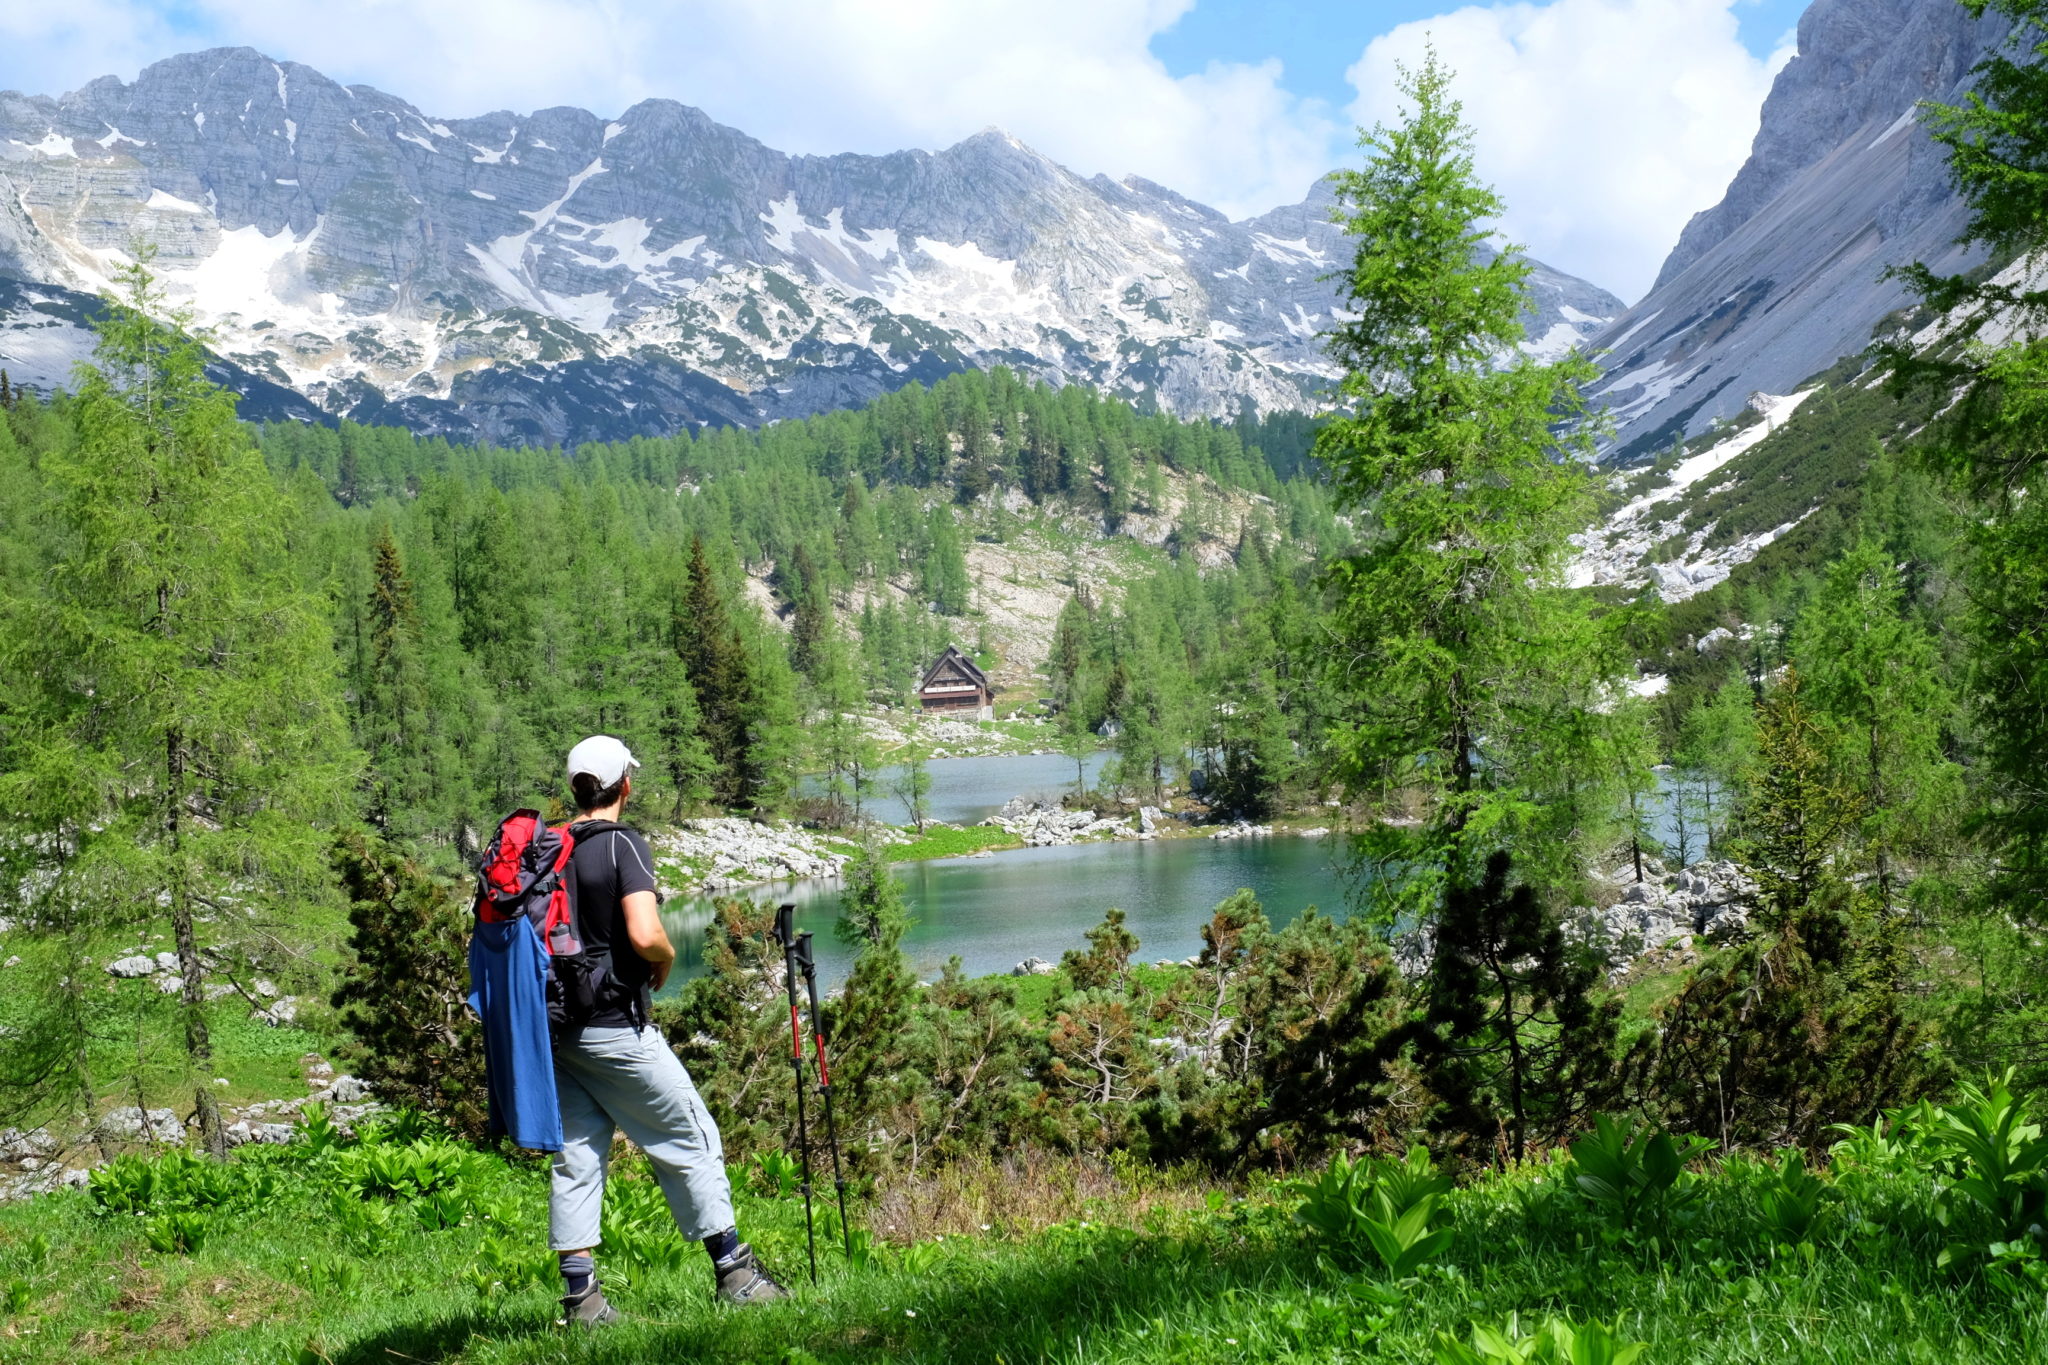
[[559, 1252, 595, 1296]]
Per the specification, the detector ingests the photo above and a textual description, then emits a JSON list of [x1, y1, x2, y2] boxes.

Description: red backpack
[[475, 810, 609, 1027]]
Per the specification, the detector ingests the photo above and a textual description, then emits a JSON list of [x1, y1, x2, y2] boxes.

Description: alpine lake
[[654, 751, 1359, 991]]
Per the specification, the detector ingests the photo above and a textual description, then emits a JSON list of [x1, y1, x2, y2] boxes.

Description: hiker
[[533, 735, 786, 1323]]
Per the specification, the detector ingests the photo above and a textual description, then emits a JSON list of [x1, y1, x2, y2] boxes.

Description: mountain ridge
[[0, 45, 1621, 445], [1589, 0, 2014, 461]]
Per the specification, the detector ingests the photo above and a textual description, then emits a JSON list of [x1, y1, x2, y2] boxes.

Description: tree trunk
[[166, 722, 226, 1159], [1869, 720, 1892, 914]]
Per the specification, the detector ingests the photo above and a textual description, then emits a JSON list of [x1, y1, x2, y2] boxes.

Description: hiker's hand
[[650, 958, 672, 991]]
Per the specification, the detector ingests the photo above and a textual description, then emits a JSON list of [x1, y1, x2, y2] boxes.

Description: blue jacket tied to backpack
[[468, 914, 562, 1152]]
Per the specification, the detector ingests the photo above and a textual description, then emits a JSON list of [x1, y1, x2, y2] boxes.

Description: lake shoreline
[[652, 809, 1346, 898]]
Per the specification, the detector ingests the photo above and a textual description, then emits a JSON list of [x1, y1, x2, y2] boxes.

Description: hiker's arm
[[622, 890, 675, 990]]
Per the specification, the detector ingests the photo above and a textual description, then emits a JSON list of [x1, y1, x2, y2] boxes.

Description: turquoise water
[[809, 749, 1113, 826], [658, 832, 1356, 990], [656, 749, 1691, 994]]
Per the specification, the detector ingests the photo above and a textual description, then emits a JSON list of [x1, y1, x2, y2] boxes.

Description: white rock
[[327, 1074, 370, 1103], [0, 1127, 54, 1160], [156, 975, 185, 994], [153, 951, 179, 972], [253, 979, 278, 999], [106, 955, 155, 979], [97, 1106, 184, 1144]]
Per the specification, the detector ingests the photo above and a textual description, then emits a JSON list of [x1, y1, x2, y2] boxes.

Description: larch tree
[[1790, 539, 1962, 911], [1314, 51, 1626, 913], [1881, 0, 2048, 908], [0, 259, 357, 1154]]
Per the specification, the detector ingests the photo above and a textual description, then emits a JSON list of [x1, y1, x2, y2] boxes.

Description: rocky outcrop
[[94, 1106, 186, 1144], [1589, 0, 2015, 461], [1568, 860, 1759, 967], [0, 47, 1620, 443], [651, 818, 853, 891], [983, 797, 1133, 847]]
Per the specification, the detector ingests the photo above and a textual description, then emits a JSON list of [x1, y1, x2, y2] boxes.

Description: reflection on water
[[658, 833, 1358, 993], [811, 749, 1114, 827]]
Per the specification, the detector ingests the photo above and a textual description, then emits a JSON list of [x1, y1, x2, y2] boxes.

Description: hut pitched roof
[[919, 644, 991, 692]]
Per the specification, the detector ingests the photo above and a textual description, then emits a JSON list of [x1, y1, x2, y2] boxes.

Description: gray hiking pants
[[548, 1025, 735, 1252]]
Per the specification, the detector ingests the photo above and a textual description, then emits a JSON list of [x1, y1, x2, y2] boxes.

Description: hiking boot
[[714, 1243, 789, 1304], [561, 1283, 622, 1327]]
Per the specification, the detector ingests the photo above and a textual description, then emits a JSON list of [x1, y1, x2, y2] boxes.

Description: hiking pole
[[774, 904, 818, 1284], [795, 931, 853, 1261]]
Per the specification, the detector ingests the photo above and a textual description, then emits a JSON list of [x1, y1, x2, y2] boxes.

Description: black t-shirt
[[566, 820, 660, 1028]]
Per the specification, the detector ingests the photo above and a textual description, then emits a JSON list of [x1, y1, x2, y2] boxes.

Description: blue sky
[[0, 0, 1811, 300], [1152, 0, 1806, 117]]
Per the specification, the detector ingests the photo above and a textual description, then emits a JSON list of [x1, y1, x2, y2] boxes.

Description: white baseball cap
[[566, 735, 641, 787]]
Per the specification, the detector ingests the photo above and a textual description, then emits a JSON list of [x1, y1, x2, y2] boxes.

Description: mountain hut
[[917, 645, 995, 721]]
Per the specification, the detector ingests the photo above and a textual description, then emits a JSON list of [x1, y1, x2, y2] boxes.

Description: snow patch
[[96, 125, 145, 150], [548, 292, 615, 333], [145, 189, 206, 213], [169, 220, 329, 323], [1252, 233, 1314, 265], [1569, 387, 1823, 597], [395, 130, 436, 154], [1601, 308, 1666, 359], [573, 217, 704, 274], [524, 160, 606, 229], [1868, 106, 1918, 151], [1523, 320, 1585, 362], [470, 189, 497, 200], [17, 132, 77, 159]]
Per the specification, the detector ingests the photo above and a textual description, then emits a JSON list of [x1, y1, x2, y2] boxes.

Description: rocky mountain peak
[[1653, 0, 2011, 292], [1587, 0, 2014, 461], [0, 46, 1621, 445]]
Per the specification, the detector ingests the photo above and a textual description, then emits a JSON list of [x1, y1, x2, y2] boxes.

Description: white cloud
[[2, 0, 1335, 223], [1345, 0, 1795, 303], [1, 0, 1789, 298], [0, 1, 187, 99]]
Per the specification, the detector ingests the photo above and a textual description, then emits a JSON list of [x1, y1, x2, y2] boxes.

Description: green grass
[[5, 1116, 2044, 1363], [0, 934, 346, 1117], [880, 826, 1023, 863]]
